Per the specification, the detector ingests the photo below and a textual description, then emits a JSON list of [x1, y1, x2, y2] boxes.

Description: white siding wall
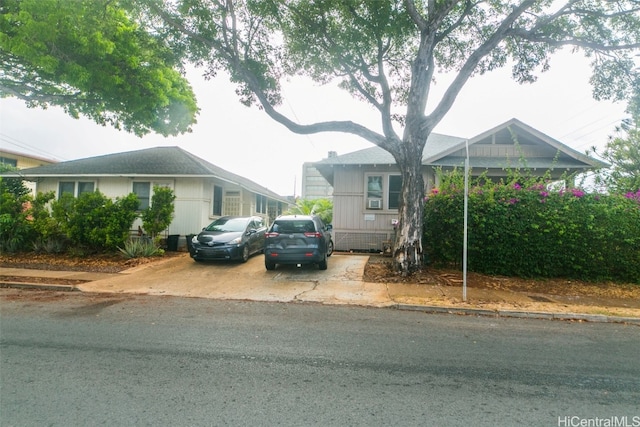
[[172, 178, 207, 237], [32, 176, 281, 250]]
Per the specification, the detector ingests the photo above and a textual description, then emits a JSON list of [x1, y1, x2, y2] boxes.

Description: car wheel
[[318, 254, 328, 270], [265, 261, 276, 271], [327, 239, 334, 257], [240, 245, 250, 263]]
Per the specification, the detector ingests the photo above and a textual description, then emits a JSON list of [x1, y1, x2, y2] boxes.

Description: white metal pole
[[463, 140, 469, 302]]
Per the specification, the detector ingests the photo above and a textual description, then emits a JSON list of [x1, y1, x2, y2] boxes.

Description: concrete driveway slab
[[78, 253, 388, 305]]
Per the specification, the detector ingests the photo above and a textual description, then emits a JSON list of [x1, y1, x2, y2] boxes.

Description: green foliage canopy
[[590, 97, 640, 194], [0, 0, 199, 136]]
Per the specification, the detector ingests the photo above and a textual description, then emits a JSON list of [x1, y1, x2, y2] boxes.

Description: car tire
[[327, 240, 334, 257], [318, 254, 328, 270], [265, 261, 276, 271], [240, 245, 250, 263]]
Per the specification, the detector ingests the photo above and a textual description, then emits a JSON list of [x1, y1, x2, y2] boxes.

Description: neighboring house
[[0, 148, 58, 195], [301, 151, 337, 199], [312, 118, 608, 252], [8, 146, 291, 247]]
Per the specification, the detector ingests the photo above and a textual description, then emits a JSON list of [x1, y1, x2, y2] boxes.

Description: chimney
[[328, 151, 337, 158]]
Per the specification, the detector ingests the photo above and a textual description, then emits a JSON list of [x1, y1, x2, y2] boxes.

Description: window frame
[[212, 185, 223, 216], [132, 181, 151, 210], [387, 175, 403, 210], [77, 181, 95, 196], [364, 173, 403, 211], [58, 181, 75, 198], [58, 180, 96, 199], [256, 194, 267, 214]]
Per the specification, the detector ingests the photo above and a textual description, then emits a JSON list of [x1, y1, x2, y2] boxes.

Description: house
[[0, 148, 58, 195], [8, 146, 291, 248], [312, 118, 608, 252], [301, 151, 337, 199]]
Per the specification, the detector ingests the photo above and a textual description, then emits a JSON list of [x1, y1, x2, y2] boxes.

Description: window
[[224, 191, 241, 216], [0, 157, 17, 167], [367, 176, 383, 199], [133, 182, 151, 210], [58, 181, 96, 199], [365, 173, 403, 210], [250, 218, 264, 230], [256, 194, 267, 214], [212, 185, 223, 216], [77, 181, 95, 195], [59, 182, 75, 198], [388, 175, 402, 210]]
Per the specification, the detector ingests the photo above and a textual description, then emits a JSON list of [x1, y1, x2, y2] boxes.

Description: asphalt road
[[1, 291, 639, 426]]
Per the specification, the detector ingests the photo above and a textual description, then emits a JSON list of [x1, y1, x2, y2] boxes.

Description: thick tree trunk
[[392, 143, 426, 275]]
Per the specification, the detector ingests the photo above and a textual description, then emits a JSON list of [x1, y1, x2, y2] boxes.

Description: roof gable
[[314, 118, 606, 173], [430, 118, 608, 169]]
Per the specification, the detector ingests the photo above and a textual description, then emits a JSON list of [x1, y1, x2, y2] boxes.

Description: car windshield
[[205, 218, 247, 232]]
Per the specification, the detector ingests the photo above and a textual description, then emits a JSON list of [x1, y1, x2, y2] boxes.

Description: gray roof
[[313, 118, 607, 183], [314, 133, 464, 167], [11, 146, 288, 203]]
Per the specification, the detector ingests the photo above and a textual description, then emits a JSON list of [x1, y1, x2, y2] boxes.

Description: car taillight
[[265, 232, 279, 238], [304, 232, 322, 238]]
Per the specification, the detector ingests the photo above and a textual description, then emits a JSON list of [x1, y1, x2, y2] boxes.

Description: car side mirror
[[326, 224, 333, 231]]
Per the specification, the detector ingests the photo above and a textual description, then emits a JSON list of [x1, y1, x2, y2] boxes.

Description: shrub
[[423, 170, 640, 283], [32, 236, 66, 254], [141, 186, 176, 239], [0, 173, 35, 252], [118, 238, 163, 258], [51, 191, 139, 251]]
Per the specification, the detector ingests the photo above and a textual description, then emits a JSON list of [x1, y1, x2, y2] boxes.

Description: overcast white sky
[[0, 50, 628, 196]]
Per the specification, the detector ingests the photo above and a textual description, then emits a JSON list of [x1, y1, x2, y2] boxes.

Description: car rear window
[[272, 220, 315, 233]]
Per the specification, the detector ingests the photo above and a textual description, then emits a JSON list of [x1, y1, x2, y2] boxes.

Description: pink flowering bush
[[423, 169, 640, 283]]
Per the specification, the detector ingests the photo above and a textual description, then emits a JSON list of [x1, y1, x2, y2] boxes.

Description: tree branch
[[425, 0, 539, 131]]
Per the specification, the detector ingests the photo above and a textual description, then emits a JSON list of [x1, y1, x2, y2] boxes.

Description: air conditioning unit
[[367, 198, 382, 209]]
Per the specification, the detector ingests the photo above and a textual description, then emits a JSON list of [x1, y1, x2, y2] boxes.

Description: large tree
[[136, 0, 639, 274], [590, 96, 640, 194], [0, 0, 198, 136]]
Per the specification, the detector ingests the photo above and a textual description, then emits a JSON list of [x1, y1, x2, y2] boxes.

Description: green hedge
[[423, 172, 640, 283]]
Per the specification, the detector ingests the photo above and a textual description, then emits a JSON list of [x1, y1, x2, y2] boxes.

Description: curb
[[3, 281, 639, 326], [395, 304, 640, 325], [0, 282, 80, 292]]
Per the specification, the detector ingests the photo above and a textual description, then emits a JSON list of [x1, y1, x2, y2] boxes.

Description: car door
[[248, 218, 265, 254]]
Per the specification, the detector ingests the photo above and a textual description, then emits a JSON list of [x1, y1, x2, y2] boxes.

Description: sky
[[0, 50, 629, 197]]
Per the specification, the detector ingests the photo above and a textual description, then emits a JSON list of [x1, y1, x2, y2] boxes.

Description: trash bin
[[167, 234, 180, 251]]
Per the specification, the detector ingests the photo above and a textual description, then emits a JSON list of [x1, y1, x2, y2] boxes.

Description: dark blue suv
[[264, 215, 333, 270]]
